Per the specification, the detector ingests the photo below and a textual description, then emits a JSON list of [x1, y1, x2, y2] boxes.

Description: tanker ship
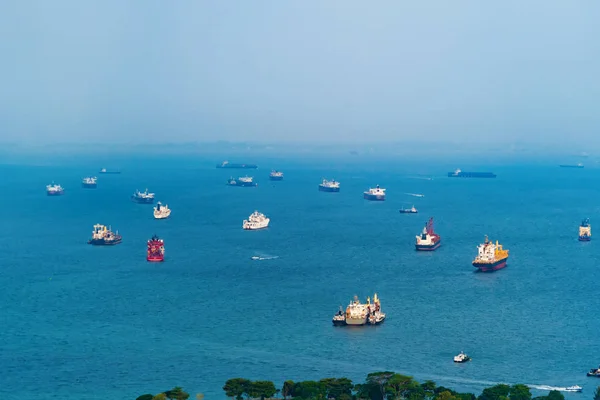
[[147, 234, 165, 262], [269, 170, 284, 181], [87, 224, 122, 246], [331, 294, 385, 326], [363, 185, 386, 201], [472, 235, 509, 272], [227, 176, 257, 187], [415, 217, 441, 251], [579, 218, 591, 241], [319, 179, 340, 192]]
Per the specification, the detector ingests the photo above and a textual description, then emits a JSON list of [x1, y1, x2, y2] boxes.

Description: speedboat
[[565, 386, 582, 392], [453, 351, 471, 363], [251, 256, 260, 260]]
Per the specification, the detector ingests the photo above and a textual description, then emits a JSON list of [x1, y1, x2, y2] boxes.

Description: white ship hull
[[243, 219, 270, 230], [154, 210, 171, 219], [345, 316, 367, 326]]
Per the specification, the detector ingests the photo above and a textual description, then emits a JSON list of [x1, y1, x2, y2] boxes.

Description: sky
[[0, 1, 599, 148]]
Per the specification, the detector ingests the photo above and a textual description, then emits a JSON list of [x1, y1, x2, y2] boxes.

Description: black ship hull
[[82, 183, 97, 189], [131, 196, 154, 204], [88, 238, 122, 245], [269, 176, 284, 181], [319, 185, 340, 192]]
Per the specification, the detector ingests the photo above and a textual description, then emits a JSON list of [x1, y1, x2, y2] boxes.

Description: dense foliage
[[135, 386, 191, 400], [220, 373, 569, 400]]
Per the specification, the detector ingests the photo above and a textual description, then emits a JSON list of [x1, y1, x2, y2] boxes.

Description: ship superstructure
[[399, 205, 418, 214], [147, 234, 165, 262], [46, 183, 64, 196], [217, 161, 258, 169], [472, 236, 509, 272], [87, 224, 122, 245], [332, 294, 385, 326], [131, 189, 155, 204], [269, 170, 284, 181], [82, 177, 97, 188], [579, 218, 591, 241], [243, 211, 270, 230], [227, 176, 257, 187], [363, 185, 386, 201], [319, 179, 340, 192], [153, 202, 171, 219], [415, 217, 441, 251]]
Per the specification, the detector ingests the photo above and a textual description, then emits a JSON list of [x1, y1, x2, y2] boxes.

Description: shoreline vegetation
[[135, 373, 600, 400]]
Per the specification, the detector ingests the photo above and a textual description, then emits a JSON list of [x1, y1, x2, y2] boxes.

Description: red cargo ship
[[147, 234, 165, 262]]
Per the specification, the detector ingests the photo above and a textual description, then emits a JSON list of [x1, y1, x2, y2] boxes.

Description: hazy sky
[[1, 1, 599, 146]]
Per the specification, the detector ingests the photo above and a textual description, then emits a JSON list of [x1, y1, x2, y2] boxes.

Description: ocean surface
[[1, 154, 599, 399]]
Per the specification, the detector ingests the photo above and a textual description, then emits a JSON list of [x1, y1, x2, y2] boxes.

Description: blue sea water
[[1, 155, 600, 399]]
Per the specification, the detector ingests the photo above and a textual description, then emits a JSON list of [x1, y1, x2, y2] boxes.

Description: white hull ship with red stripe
[[415, 217, 441, 251]]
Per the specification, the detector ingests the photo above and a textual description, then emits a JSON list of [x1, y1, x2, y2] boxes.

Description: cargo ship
[[147, 234, 165, 262], [131, 189, 155, 204], [364, 185, 386, 201], [399, 205, 418, 214], [448, 169, 496, 178], [243, 211, 270, 230], [82, 177, 97, 188], [332, 294, 385, 326], [87, 224, 122, 245], [216, 161, 258, 169], [472, 236, 509, 272], [227, 176, 257, 187], [99, 168, 121, 174], [46, 183, 64, 196], [153, 202, 171, 219], [560, 163, 584, 168], [319, 179, 340, 192], [415, 217, 441, 251], [269, 170, 284, 181], [579, 218, 591, 241]]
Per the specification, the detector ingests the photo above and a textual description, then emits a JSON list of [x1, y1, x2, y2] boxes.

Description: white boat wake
[[527, 384, 582, 393], [251, 255, 279, 261], [405, 193, 425, 198]]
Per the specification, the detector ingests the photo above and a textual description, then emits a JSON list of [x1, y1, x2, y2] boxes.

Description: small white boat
[[565, 386, 582, 393], [251, 256, 260, 260], [453, 351, 471, 363]]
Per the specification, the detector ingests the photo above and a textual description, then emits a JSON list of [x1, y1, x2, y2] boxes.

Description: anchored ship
[[448, 169, 496, 178], [132, 189, 155, 204], [332, 294, 385, 326], [269, 170, 284, 181], [453, 351, 471, 363], [46, 183, 64, 196], [416, 217, 441, 251], [399, 205, 418, 214], [82, 177, 97, 188], [560, 163, 584, 168], [227, 176, 257, 187], [147, 234, 165, 262], [87, 224, 122, 245], [472, 235, 509, 272], [216, 161, 258, 169], [243, 211, 270, 230], [579, 218, 591, 241], [153, 202, 171, 219], [99, 168, 121, 174], [319, 179, 340, 192], [364, 185, 386, 201]]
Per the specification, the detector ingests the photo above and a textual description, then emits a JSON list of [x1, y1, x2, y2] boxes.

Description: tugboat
[[227, 176, 258, 187], [399, 205, 418, 214], [334, 294, 385, 326], [564, 386, 583, 392], [46, 183, 64, 196], [415, 217, 441, 251], [579, 218, 591, 241], [332, 306, 346, 326], [131, 189, 155, 204], [99, 168, 121, 174], [153, 202, 171, 219], [319, 179, 340, 192], [453, 351, 471, 363], [81, 177, 97, 188], [586, 366, 600, 377], [269, 170, 284, 181], [87, 224, 122, 245], [363, 185, 386, 201], [472, 236, 509, 272], [147, 234, 165, 262], [243, 211, 270, 230]]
